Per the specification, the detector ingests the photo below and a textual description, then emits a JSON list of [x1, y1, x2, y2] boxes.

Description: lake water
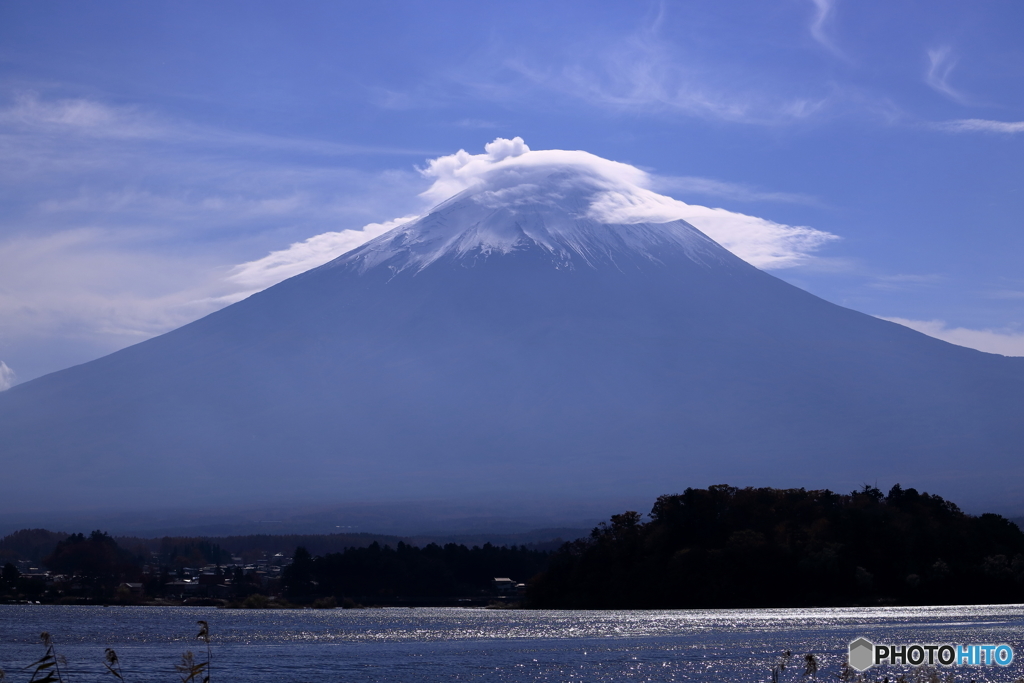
[[2, 604, 1023, 682]]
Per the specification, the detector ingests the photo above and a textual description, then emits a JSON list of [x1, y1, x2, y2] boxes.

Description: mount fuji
[[1, 140, 1023, 521]]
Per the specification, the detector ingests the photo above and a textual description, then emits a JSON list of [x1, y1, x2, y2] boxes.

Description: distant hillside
[[0, 528, 578, 566]]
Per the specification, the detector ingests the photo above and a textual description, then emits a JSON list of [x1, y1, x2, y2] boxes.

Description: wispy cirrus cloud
[[651, 175, 818, 205], [0, 362, 15, 391], [449, 5, 839, 128], [882, 317, 1024, 357], [375, 4, 919, 128], [0, 93, 163, 138], [502, 45, 831, 126], [0, 92, 435, 157], [935, 119, 1024, 134], [868, 273, 944, 291], [925, 46, 969, 103], [808, 0, 846, 59], [988, 288, 1024, 300]]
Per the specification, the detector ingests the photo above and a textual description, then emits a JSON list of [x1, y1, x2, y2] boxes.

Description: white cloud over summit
[[241, 138, 838, 281], [419, 138, 839, 270]]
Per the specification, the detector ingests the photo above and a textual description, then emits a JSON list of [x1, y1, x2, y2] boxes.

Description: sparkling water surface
[[2, 604, 1023, 681]]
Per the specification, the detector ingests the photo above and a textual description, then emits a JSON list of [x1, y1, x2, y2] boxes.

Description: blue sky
[[1, 0, 1023, 386]]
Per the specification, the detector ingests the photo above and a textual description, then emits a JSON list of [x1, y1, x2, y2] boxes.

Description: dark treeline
[[1, 528, 550, 605], [119, 532, 410, 562], [1, 532, 415, 569], [0, 530, 411, 568], [283, 541, 548, 602], [532, 485, 1024, 610], [528, 484, 1024, 609]]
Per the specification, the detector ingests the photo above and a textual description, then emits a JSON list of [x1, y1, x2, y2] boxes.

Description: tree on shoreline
[[44, 531, 142, 594]]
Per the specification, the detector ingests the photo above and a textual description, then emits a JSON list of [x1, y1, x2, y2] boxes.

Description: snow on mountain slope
[[415, 137, 836, 267], [335, 176, 733, 275]]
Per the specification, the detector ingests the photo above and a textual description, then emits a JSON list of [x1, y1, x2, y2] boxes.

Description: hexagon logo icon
[[848, 638, 875, 671]]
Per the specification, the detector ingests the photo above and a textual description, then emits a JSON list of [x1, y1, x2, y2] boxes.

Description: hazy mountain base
[[0, 497, 616, 539]]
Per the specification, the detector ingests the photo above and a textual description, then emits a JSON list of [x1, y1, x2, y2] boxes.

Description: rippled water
[[2, 604, 1023, 681]]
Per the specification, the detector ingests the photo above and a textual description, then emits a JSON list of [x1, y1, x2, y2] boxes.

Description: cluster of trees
[[528, 484, 1024, 609], [0, 528, 70, 564], [44, 531, 144, 590], [1, 531, 147, 602], [1, 528, 550, 605], [0, 530, 238, 603], [282, 541, 548, 602]]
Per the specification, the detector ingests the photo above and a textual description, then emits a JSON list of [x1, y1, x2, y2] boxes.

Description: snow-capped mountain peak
[[228, 139, 838, 293], [330, 143, 734, 274]]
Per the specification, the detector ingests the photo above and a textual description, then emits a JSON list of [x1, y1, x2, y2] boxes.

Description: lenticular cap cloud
[[225, 138, 838, 297], [418, 136, 649, 204], [418, 137, 837, 269]]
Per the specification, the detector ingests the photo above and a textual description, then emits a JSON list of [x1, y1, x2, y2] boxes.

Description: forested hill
[[527, 485, 1024, 609]]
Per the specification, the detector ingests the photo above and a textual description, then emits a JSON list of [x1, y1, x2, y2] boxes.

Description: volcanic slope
[[1, 152, 1023, 514]]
